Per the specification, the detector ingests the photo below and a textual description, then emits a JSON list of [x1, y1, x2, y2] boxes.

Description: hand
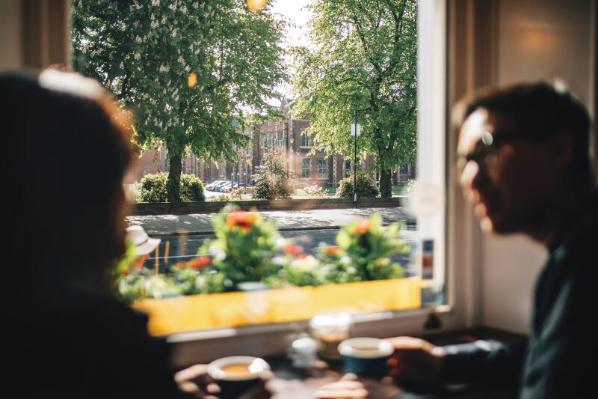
[[315, 374, 368, 398], [385, 337, 445, 386], [175, 364, 273, 399], [175, 364, 221, 398]]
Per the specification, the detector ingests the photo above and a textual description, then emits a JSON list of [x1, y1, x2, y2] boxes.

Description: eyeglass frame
[[456, 129, 526, 174]]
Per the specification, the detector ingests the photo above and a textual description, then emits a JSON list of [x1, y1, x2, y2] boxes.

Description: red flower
[[354, 220, 372, 235], [283, 244, 303, 256], [226, 211, 259, 232], [324, 246, 342, 256], [188, 256, 212, 270]]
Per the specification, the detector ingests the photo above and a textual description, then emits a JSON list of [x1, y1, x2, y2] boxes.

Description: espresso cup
[[207, 356, 270, 399], [338, 338, 394, 377]]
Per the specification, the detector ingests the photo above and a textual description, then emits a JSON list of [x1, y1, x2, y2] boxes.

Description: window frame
[[166, 0, 481, 366], [56, 0, 481, 366], [301, 158, 312, 178], [317, 158, 328, 178]]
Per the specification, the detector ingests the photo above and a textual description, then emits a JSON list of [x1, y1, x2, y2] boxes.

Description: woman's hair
[[2, 70, 133, 299]]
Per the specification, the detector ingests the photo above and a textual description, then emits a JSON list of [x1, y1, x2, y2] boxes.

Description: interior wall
[[480, 0, 596, 333], [0, 0, 22, 71]]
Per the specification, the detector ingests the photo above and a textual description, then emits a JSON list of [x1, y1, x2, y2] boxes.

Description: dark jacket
[[1, 288, 181, 399], [442, 189, 598, 398]]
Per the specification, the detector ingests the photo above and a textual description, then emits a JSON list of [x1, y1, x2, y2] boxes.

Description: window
[[344, 160, 352, 178], [71, 0, 455, 348], [317, 159, 328, 179], [300, 131, 312, 148], [302, 158, 312, 178]]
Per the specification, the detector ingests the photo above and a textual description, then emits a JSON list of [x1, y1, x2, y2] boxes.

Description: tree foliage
[[72, 0, 286, 202], [253, 151, 293, 200], [293, 0, 417, 197]]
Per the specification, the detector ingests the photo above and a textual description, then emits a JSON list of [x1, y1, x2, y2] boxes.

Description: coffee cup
[[338, 338, 394, 377], [310, 312, 352, 361], [207, 356, 270, 398]]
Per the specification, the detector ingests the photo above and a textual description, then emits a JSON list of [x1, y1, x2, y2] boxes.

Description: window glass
[[71, 0, 445, 336]]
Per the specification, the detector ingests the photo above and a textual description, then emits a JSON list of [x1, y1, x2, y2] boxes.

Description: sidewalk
[[127, 207, 413, 236]]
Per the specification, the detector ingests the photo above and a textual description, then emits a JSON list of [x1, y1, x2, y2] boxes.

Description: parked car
[[214, 180, 232, 192], [206, 180, 227, 191]]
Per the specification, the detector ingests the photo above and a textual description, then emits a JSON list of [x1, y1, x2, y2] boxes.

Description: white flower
[[290, 255, 320, 272], [151, 0, 160, 6], [134, 52, 141, 60], [208, 246, 226, 261], [159, 64, 170, 73], [177, 56, 185, 65]]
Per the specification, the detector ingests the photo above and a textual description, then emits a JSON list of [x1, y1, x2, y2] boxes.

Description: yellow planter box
[[133, 277, 422, 336]]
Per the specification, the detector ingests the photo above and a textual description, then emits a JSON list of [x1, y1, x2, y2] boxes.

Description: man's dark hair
[[453, 81, 594, 186]]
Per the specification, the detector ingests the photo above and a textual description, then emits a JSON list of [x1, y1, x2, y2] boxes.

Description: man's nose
[[460, 161, 486, 201]]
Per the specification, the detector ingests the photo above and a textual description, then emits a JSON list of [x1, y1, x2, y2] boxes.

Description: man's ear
[[548, 132, 573, 173]]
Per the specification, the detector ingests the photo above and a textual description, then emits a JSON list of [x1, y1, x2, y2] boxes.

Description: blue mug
[[338, 338, 394, 377]]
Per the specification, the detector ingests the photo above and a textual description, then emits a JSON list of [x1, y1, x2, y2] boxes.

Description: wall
[[0, 0, 22, 71], [479, 0, 596, 333]]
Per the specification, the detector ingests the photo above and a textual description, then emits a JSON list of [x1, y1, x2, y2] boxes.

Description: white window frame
[[301, 158, 312, 178], [300, 131, 313, 148], [168, 0, 479, 366], [317, 159, 328, 178]]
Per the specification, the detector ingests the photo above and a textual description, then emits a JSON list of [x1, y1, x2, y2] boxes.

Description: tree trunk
[[167, 151, 182, 203], [379, 168, 392, 198]]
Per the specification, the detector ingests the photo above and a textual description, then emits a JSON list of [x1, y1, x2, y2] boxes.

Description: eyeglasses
[[456, 130, 521, 174]]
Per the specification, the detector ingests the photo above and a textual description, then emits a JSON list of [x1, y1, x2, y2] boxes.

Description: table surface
[[263, 328, 524, 399]]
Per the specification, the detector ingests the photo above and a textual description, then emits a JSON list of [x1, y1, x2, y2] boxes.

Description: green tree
[[293, 0, 417, 197], [72, 0, 285, 202]]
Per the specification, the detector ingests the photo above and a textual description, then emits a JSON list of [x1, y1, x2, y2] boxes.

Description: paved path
[[127, 207, 414, 236]]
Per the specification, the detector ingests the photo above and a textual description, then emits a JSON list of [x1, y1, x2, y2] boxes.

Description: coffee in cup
[[207, 356, 270, 398], [338, 337, 394, 377], [310, 312, 352, 361]]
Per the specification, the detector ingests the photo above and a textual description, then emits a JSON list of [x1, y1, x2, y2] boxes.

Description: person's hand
[[315, 374, 368, 398], [384, 337, 445, 386], [174, 364, 218, 398], [175, 364, 274, 399]]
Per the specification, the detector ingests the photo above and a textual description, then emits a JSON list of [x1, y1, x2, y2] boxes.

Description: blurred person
[[1, 70, 269, 399], [126, 225, 161, 269], [386, 82, 597, 398], [0, 70, 360, 399]]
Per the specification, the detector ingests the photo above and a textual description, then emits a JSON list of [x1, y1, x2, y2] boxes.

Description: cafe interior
[[1, 0, 597, 398]]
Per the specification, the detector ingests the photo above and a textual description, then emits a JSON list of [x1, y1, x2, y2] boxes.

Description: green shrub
[[336, 173, 379, 199], [180, 174, 205, 202], [138, 172, 205, 202], [253, 152, 293, 200]]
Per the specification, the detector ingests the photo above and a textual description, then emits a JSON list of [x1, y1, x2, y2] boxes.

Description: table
[[263, 328, 524, 399]]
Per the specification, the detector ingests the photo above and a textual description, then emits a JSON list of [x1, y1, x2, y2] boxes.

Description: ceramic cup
[[207, 356, 270, 399], [338, 337, 394, 377]]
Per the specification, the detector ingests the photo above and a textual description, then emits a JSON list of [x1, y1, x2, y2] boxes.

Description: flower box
[[133, 277, 422, 336]]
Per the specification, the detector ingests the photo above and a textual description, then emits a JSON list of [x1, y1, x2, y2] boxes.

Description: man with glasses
[[386, 82, 597, 398]]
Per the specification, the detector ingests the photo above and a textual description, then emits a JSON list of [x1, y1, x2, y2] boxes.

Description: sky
[[270, 0, 313, 48], [268, 0, 314, 102]]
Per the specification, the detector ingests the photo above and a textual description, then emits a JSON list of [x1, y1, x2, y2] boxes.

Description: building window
[[344, 160, 352, 178], [317, 159, 328, 178], [300, 131, 313, 148], [302, 158, 312, 178]]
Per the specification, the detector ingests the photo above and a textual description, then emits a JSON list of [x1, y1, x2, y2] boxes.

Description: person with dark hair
[[0, 70, 185, 398], [385, 81, 597, 398], [0, 70, 362, 399]]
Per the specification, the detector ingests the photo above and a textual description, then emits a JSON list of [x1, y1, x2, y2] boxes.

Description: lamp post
[[351, 110, 361, 204]]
